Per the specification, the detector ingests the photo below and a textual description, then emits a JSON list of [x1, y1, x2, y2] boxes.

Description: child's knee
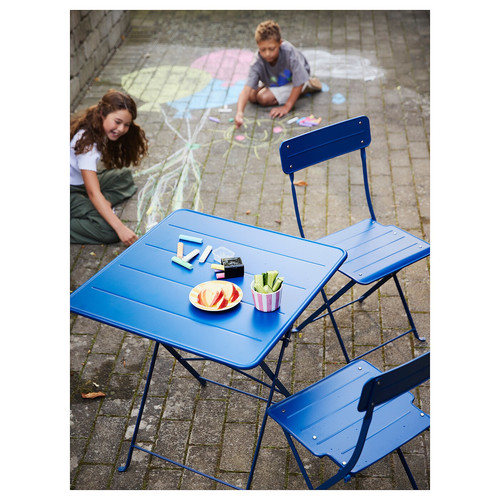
[[256, 89, 278, 106], [248, 88, 259, 103]]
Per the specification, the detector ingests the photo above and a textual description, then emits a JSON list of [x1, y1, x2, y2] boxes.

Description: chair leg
[[283, 431, 315, 489], [294, 281, 355, 333], [357, 274, 392, 303], [320, 288, 351, 363], [396, 447, 419, 489], [392, 274, 426, 342]]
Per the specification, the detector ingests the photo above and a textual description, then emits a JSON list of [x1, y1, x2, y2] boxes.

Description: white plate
[[189, 280, 243, 312]]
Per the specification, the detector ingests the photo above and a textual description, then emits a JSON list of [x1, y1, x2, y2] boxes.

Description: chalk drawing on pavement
[[122, 49, 254, 118], [123, 48, 385, 233], [134, 108, 210, 234], [302, 49, 384, 81]]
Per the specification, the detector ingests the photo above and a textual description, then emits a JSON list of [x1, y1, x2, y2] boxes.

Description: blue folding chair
[[280, 116, 429, 362], [267, 352, 430, 489]]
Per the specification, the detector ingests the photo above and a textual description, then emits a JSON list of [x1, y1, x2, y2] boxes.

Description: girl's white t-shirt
[[70, 130, 101, 186]]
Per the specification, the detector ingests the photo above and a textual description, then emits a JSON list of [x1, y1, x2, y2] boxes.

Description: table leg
[[118, 341, 160, 472], [246, 330, 292, 489], [161, 343, 207, 386], [260, 361, 290, 397]]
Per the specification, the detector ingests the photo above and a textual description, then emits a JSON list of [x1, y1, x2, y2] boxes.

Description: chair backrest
[[279, 116, 371, 174], [358, 352, 430, 412], [279, 116, 375, 238], [331, 352, 430, 483]]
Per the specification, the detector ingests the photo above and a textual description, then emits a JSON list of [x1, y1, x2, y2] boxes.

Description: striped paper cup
[[251, 281, 282, 312]]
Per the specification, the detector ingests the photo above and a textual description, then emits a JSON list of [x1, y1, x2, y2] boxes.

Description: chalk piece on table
[[199, 245, 213, 263], [172, 256, 193, 270], [215, 272, 225, 279], [177, 242, 184, 258], [179, 234, 203, 244], [183, 249, 200, 263], [211, 263, 224, 271]]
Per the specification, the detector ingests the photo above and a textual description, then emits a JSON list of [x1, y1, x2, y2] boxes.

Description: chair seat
[[268, 359, 430, 475], [317, 219, 430, 285]]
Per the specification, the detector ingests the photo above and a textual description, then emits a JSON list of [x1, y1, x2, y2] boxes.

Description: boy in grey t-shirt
[[235, 20, 322, 128]]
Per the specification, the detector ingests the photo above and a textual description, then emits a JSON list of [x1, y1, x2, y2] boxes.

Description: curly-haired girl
[[70, 89, 148, 246]]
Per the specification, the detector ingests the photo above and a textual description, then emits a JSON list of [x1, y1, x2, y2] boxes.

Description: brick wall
[[70, 10, 131, 110]]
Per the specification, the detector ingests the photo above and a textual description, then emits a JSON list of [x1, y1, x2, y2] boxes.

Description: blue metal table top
[[70, 210, 346, 370]]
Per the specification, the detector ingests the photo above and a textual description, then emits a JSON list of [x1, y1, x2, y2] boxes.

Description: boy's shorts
[[267, 83, 296, 105]]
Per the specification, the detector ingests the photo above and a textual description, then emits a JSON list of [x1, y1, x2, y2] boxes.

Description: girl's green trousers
[[70, 168, 137, 245]]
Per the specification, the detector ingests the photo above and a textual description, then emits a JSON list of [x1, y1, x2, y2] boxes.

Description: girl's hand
[[82, 170, 138, 247], [117, 225, 139, 246]]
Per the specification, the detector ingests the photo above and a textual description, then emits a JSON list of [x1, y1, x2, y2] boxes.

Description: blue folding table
[[70, 209, 346, 489]]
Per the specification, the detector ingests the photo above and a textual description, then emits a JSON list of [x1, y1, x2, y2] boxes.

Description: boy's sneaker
[[302, 77, 323, 94]]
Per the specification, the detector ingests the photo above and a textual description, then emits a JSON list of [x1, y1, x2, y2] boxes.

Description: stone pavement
[[70, 10, 430, 490]]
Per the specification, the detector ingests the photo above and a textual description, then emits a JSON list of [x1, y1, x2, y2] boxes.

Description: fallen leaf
[[82, 391, 106, 399], [293, 180, 308, 186], [246, 210, 251, 215]]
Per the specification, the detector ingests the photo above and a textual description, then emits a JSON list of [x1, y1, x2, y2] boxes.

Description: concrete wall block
[[83, 29, 101, 59], [98, 12, 114, 39], [70, 50, 86, 78], [111, 10, 124, 24], [108, 22, 123, 50], [70, 10, 81, 31], [70, 10, 130, 109], [79, 57, 96, 88], [71, 20, 89, 50], [70, 77, 81, 102], [94, 40, 111, 69], [89, 10, 106, 29]]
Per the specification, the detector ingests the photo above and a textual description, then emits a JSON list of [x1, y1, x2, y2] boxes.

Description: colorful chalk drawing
[[134, 108, 209, 233], [133, 112, 289, 233], [121, 48, 384, 233], [122, 49, 253, 117], [219, 117, 288, 159], [301, 49, 384, 81]]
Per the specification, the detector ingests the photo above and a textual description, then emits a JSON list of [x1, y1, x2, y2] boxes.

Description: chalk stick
[[209, 117, 220, 123], [211, 263, 224, 271], [199, 245, 212, 263], [183, 249, 200, 262], [177, 242, 184, 258], [215, 272, 225, 279], [287, 117, 299, 124], [179, 234, 203, 244], [172, 256, 193, 270]]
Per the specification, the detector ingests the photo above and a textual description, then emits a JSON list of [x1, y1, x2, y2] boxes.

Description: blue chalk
[[179, 234, 203, 244], [332, 93, 346, 104]]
